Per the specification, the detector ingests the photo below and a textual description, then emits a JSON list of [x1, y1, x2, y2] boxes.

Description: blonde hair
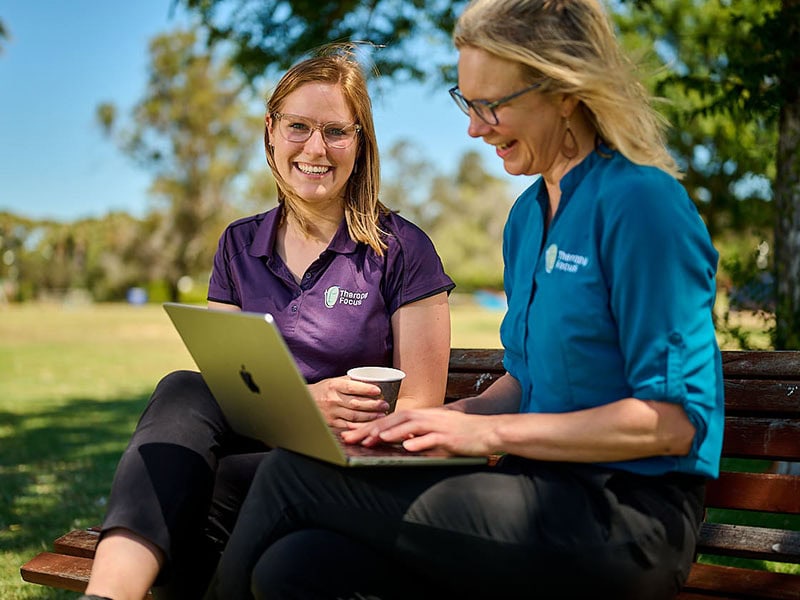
[[265, 44, 389, 253], [454, 0, 681, 178]]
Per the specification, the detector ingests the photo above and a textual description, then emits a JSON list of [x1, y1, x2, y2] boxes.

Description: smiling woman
[[78, 42, 456, 600]]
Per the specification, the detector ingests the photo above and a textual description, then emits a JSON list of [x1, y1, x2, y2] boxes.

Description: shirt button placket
[[290, 289, 303, 326]]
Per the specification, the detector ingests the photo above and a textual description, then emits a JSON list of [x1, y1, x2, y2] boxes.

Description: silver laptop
[[163, 303, 487, 467]]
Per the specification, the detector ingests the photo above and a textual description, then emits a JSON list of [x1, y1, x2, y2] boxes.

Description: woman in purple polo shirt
[[81, 45, 454, 600]]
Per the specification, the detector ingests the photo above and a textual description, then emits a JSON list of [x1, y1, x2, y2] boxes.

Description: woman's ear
[[265, 114, 275, 151], [560, 94, 581, 119]]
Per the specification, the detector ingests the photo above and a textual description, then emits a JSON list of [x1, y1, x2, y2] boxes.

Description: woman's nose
[[467, 112, 492, 138], [304, 128, 327, 153]]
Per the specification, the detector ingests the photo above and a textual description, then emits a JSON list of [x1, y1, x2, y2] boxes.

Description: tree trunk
[[773, 0, 800, 350]]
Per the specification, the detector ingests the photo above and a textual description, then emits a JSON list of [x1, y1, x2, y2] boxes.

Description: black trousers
[[207, 449, 705, 600], [100, 370, 269, 598]]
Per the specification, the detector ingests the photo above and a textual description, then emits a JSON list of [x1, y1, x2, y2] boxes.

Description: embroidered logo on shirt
[[545, 244, 589, 274], [324, 285, 369, 309], [545, 244, 559, 273]]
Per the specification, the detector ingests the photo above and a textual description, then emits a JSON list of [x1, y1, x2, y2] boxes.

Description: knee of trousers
[[132, 370, 230, 448], [145, 370, 222, 419]]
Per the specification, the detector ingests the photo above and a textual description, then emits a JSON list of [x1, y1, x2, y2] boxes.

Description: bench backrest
[[445, 349, 800, 567], [445, 349, 800, 461]]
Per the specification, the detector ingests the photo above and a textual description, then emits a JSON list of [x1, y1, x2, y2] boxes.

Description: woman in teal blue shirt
[[205, 1, 724, 598]]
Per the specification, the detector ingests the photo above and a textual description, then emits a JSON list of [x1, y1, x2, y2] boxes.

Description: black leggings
[[207, 450, 705, 600], [100, 370, 268, 598]]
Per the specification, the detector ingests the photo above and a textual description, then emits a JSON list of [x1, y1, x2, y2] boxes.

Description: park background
[[1, 0, 799, 597]]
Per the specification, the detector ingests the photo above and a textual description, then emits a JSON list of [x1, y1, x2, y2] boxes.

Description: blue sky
[[0, 1, 527, 222]]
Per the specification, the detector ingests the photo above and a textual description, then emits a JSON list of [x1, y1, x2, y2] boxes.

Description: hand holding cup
[[347, 366, 406, 413]]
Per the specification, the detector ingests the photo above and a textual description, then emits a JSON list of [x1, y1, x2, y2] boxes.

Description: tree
[[381, 141, 512, 290], [772, 1, 800, 349], [618, 0, 800, 348], [427, 151, 512, 290], [176, 0, 468, 85], [98, 28, 267, 301], [0, 211, 149, 302]]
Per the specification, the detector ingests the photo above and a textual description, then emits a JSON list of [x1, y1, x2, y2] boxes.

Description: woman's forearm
[[446, 372, 522, 415]]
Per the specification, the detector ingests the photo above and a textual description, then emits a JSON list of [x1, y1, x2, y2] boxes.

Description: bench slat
[[724, 380, 800, 414], [705, 472, 800, 514], [721, 416, 800, 460], [53, 528, 100, 558], [19, 552, 93, 593], [721, 351, 800, 380], [449, 349, 800, 378], [681, 562, 800, 600], [444, 371, 503, 401], [697, 522, 800, 563], [447, 348, 504, 372]]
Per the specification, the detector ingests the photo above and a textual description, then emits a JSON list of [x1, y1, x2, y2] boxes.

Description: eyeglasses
[[449, 82, 542, 125], [272, 112, 362, 149]]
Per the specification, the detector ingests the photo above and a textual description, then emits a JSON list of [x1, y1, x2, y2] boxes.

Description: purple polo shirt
[[208, 205, 454, 384]]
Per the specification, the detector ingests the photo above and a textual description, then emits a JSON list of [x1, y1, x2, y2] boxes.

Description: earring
[[562, 117, 578, 159]]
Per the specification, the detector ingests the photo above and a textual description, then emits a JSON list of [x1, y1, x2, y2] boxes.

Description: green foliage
[[0, 211, 147, 303], [381, 143, 511, 291], [711, 233, 776, 351], [428, 166, 510, 292], [618, 0, 800, 349], [98, 27, 267, 302], [177, 0, 468, 86], [0, 18, 9, 55], [616, 0, 777, 233], [614, 0, 800, 348]]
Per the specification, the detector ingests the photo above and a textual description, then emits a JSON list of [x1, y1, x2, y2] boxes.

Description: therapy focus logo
[[544, 244, 589, 274], [324, 285, 369, 309]]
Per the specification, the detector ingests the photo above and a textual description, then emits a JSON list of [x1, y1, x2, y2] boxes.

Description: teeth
[[297, 163, 330, 175], [497, 143, 510, 150]]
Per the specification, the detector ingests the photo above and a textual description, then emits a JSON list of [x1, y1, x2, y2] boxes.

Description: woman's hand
[[341, 408, 499, 457], [308, 377, 390, 428]]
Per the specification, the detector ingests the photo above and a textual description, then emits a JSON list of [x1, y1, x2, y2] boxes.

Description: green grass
[[0, 303, 198, 599], [0, 298, 504, 598]]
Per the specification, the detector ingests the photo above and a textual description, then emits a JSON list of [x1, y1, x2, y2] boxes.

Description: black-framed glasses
[[449, 82, 542, 125], [272, 112, 362, 149]]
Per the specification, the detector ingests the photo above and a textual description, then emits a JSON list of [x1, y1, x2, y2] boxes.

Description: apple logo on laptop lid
[[239, 365, 260, 394]]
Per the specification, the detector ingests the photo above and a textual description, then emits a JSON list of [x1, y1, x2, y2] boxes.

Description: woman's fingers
[[314, 377, 392, 425], [342, 404, 389, 422], [342, 409, 490, 456], [344, 379, 383, 398], [340, 410, 426, 445]]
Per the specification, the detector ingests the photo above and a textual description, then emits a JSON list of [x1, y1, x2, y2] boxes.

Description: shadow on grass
[[1, 393, 149, 556]]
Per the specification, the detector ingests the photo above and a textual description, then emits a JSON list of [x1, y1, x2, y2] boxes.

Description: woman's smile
[[295, 162, 332, 176]]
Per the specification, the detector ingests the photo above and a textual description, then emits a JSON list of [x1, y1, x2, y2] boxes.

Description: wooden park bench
[[20, 348, 800, 599]]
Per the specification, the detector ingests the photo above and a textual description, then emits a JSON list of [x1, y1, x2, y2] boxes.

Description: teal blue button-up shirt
[[501, 148, 724, 478]]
